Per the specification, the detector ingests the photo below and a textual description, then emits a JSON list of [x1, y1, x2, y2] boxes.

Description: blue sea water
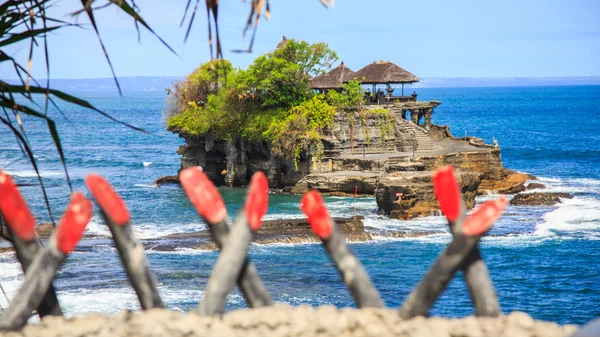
[[0, 85, 599, 324]]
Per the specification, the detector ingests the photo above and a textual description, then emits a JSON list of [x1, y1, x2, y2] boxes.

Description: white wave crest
[[531, 176, 600, 194], [535, 197, 600, 237], [4, 169, 63, 178], [363, 214, 448, 233], [143, 162, 153, 167], [85, 216, 207, 240]]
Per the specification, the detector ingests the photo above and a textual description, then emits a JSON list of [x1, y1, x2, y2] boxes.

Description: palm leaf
[[0, 115, 56, 225]]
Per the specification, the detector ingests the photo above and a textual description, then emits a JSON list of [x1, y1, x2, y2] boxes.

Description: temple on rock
[[168, 44, 527, 221]]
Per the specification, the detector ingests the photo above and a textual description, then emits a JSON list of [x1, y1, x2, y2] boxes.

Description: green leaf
[[0, 115, 56, 224], [46, 119, 72, 191], [0, 82, 147, 133], [110, 0, 177, 56], [0, 26, 62, 48]]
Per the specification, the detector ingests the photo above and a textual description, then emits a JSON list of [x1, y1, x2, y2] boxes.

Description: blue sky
[[3, 0, 599, 79]]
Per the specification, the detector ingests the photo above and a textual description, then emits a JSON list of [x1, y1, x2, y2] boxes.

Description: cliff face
[[173, 108, 529, 220], [177, 136, 307, 188], [176, 110, 408, 188]]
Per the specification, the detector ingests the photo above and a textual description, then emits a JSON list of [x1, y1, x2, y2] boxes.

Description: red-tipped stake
[[433, 166, 462, 222], [0, 171, 63, 318], [180, 168, 272, 309], [301, 191, 385, 308], [196, 172, 269, 315], [433, 166, 502, 317], [0, 192, 92, 331], [399, 195, 507, 319], [85, 174, 164, 310]]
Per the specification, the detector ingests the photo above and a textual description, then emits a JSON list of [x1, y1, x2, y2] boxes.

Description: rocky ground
[[0, 306, 580, 337], [169, 116, 534, 221]]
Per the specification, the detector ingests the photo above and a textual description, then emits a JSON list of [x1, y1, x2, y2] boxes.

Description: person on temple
[[411, 91, 418, 98], [365, 89, 371, 103]]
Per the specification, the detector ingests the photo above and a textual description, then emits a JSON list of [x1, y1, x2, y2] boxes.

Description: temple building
[[309, 61, 356, 93], [309, 60, 440, 131], [354, 60, 419, 103]]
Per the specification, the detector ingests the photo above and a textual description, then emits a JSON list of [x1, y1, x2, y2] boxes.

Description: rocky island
[[163, 38, 530, 220]]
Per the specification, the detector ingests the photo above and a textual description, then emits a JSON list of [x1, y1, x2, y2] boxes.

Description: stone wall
[[322, 110, 402, 156]]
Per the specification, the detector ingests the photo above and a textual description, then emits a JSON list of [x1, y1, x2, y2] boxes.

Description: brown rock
[[36, 222, 55, 237], [510, 192, 574, 206], [154, 175, 180, 186], [293, 172, 381, 195], [375, 170, 481, 220], [526, 183, 546, 190], [155, 217, 372, 250], [478, 171, 529, 195]]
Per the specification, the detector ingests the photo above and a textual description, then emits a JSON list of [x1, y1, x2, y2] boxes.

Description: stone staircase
[[396, 118, 436, 153]]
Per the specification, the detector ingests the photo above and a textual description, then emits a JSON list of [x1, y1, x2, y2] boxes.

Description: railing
[[0, 167, 511, 330], [365, 95, 417, 105]]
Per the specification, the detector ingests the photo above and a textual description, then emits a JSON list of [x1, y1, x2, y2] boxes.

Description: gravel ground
[[0, 306, 581, 337]]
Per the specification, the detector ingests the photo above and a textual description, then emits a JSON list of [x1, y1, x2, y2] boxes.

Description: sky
[[2, 0, 599, 79]]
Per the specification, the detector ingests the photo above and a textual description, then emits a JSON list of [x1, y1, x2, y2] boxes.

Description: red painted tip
[[0, 171, 36, 241], [245, 172, 269, 231], [56, 192, 93, 254], [179, 167, 227, 224], [300, 191, 333, 239], [462, 197, 508, 237], [433, 166, 461, 222], [85, 174, 130, 225]]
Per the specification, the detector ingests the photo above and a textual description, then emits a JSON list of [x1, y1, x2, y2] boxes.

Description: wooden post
[[301, 191, 385, 308]]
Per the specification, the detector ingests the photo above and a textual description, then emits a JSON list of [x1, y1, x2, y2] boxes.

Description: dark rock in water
[[154, 175, 180, 186], [510, 192, 574, 206], [526, 183, 546, 190], [152, 217, 372, 250], [36, 222, 55, 237]]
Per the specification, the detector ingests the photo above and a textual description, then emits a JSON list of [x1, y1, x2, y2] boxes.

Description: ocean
[[0, 85, 599, 325]]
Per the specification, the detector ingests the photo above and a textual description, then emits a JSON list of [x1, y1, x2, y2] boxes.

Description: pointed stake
[[180, 168, 272, 309], [86, 174, 164, 310], [0, 192, 92, 331], [301, 190, 385, 308], [195, 172, 269, 315], [398, 193, 507, 319], [0, 171, 63, 317], [433, 166, 502, 317]]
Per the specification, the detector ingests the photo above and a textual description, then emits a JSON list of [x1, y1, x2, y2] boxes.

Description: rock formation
[[157, 217, 373, 250], [169, 103, 530, 220], [526, 183, 547, 190], [510, 192, 574, 206]]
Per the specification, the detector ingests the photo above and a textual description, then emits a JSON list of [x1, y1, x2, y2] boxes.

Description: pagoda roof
[[309, 62, 357, 90], [354, 61, 419, 84]]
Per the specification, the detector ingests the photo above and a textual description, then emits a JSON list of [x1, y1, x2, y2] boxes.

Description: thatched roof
[[276, 36, 289, 49], [309, 62, 356, 90], [354, 61, 419, 84]]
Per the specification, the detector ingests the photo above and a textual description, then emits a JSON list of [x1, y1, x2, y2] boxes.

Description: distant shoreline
[[5, 76, 600, 92]]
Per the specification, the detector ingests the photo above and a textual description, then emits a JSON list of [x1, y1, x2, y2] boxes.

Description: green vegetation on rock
[[167, 38, 364, 165]]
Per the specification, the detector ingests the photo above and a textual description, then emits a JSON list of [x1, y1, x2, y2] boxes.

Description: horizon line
[[5, 75, 600, 81]]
